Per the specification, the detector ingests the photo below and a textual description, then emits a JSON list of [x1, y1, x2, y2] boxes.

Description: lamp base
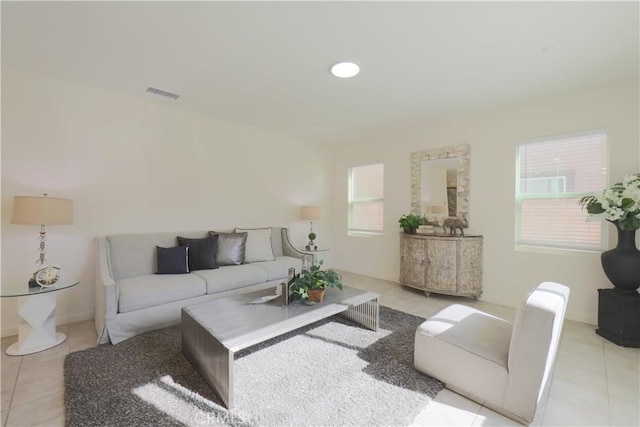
[[28, 278, 40, 288]]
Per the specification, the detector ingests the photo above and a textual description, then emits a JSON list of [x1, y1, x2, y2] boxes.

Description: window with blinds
[[515, 129, 608, 251], [348, 163, 384, 236]]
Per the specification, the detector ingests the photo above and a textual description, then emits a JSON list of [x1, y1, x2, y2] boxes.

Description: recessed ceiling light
[[331, 62, 360, 78]]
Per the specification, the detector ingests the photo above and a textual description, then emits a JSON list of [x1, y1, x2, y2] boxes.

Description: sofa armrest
[[95, 238, 119, 344], [281, 228, 306, 259]]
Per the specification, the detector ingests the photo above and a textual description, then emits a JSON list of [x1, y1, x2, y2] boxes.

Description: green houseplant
[[290, 260, 343, 303], [579, 173, 640, 231], [398, 213, 424, 234]]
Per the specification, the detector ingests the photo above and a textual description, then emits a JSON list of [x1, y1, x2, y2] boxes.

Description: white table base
[[6, 291, 67, 356]]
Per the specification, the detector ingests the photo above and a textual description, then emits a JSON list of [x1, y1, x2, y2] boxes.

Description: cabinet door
[[426, 239, 457, 293], [400, 237, 427, 288], [457, 238, 483, 295]]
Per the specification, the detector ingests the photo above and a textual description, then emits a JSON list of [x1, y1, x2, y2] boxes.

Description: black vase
[[601, 222, 640, 294]]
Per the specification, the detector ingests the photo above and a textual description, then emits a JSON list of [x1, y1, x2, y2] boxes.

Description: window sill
[[515, 243, 603, 255]]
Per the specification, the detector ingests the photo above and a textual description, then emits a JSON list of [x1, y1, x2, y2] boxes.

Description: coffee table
[[181, 285, 379, 409]]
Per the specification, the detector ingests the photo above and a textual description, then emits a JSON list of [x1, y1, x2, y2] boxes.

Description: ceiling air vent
[[146, 87, 180, 100]]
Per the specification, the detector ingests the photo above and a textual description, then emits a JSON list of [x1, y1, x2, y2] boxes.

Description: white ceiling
[[2, 1, 638, 145]]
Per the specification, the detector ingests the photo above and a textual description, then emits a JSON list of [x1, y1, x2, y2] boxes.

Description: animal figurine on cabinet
[[442, 217, 468, 235]]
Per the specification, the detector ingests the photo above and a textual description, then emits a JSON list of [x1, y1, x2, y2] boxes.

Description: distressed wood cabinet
[[400, 233, 483, 299]]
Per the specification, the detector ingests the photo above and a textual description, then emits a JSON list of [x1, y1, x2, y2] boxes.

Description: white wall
[[1, 68, 330, 336], [330, 79, 640, 325], [2, 69, 637, 334]]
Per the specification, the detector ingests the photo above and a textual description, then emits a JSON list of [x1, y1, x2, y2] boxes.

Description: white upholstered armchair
[[414, 282, 570, 425]]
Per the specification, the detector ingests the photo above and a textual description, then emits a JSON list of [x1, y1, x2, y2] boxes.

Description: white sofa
[[95, 227, 304, 344], [414, 282, 570, 425]]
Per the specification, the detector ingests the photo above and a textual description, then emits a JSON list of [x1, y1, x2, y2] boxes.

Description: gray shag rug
[[65, 306, 443, 427]]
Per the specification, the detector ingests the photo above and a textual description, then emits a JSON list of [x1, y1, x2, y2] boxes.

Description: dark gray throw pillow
[[156, 246, 189, 274], [208, 231, 247, 266], [177, 235, 219, 271]]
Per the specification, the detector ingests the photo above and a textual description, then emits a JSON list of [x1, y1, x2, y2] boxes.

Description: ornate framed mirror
[[410, 144, 470, 225]]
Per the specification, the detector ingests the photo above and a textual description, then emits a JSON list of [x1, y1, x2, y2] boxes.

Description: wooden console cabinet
[[400, 233, 483, 299]]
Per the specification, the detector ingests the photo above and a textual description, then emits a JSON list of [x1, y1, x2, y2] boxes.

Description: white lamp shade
[[300, 206, 323, 221], [11, 196, 74, 225]]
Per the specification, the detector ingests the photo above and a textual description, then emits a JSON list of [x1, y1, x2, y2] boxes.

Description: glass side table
[[297, 247, 329, 264], [298, 247, 329, 252], [1, 280, 79, 356]]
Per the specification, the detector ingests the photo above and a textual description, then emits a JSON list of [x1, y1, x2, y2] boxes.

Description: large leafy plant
[[290, 260, 343, 301], [579, 173, 640, 231]]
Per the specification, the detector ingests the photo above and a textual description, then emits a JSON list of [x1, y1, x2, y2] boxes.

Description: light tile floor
[[0, 272, 638, 426], [341, 271, 640, 427]]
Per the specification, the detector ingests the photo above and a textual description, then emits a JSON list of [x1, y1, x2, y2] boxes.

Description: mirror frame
[[410, 144, 470, 223]]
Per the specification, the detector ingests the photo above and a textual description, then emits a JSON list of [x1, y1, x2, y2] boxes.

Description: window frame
[[514, 128, 609, 252], [348, 163, 384, 237]]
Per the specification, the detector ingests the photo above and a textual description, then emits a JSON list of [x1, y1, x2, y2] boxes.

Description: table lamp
[[11, 194, 74, 287], [300, 205, 322, 250]]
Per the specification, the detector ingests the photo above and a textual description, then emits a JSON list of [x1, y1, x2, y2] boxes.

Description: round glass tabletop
[[1, 280, 79, 298]]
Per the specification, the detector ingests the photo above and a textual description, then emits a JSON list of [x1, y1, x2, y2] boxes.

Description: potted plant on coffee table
[[290, 260, 343, 303]]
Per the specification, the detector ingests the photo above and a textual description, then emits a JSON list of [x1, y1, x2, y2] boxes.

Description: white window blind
[[515, 129, 608, 251], [349, 163, 384, 236]]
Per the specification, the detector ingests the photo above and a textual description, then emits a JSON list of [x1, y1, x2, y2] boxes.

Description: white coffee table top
[[183, 285, 378, 352]]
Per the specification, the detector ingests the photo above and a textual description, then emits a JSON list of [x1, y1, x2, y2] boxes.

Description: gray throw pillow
[[177, 235, 219, 271], [156, 245, 189, 274], [209, 231, 247, 266]]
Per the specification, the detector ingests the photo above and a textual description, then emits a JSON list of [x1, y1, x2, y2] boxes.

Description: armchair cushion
[[415, 304, 511, 405], [417, 304, 512, 367]]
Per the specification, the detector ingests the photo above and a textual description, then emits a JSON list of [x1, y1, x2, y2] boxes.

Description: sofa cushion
[[192, 264, 269, 293], [270, 227, 284, 257], [234, 227, 275, 263], [117, 274, 207, 313], [252, 256, 303, 281], [177, 235, 219, 271], [106, 231, 209, 280], [209, 231, 247, 266], [156, 246, 189, 274]]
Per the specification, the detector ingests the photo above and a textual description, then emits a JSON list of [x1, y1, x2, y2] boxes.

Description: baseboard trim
[[334, 268, 399, 284], [1, 310, 94, 338]]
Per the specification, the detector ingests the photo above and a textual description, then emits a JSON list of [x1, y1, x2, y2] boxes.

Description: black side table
[[596, 288, 640, 348]]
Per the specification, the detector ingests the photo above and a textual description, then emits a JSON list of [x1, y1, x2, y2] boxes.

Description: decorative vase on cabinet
[[400, 233, 483, 299]]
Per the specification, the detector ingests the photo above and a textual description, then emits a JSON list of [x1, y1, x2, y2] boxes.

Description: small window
[[348, 163, 384, 236], [515, 129, 608, 251]]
